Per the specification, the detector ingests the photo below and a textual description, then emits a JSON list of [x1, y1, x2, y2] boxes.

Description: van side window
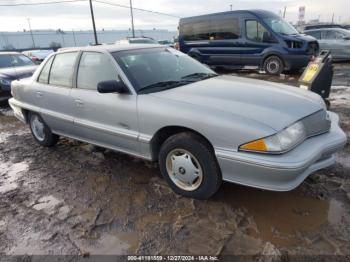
[[210, 18, 240, 40], [181, 21, 211, 41], [77, 52, 118, 90], [38, 55, 54, 84], [181, 17, 240, 41], [246, 20, 275, 43], [49, 52, 78, 87]]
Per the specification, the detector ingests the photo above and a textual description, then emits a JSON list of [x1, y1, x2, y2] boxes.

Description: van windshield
[[263, 18, 298, 35]]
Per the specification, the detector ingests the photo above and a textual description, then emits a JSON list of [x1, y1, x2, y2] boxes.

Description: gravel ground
[[0, 64, 349, 259]]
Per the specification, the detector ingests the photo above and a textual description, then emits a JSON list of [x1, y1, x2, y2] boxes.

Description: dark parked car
[[304, 28, 350, 61], [0, 52, 37, 100], [179, 10, 319, 74]]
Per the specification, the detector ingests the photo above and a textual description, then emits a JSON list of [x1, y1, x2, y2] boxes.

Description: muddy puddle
[[215, 184, 347, 248]]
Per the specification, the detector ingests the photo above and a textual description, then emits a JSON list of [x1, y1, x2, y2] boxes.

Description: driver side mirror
[[97, 80, 129, 94]]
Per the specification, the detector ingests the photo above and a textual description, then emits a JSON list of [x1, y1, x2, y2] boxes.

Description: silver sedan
[[9, 44, 347, 199], [305, 28, 350, 61]]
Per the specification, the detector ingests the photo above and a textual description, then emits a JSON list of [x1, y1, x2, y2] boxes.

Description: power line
[[0, 0, 86, 6], [94, 0, 180, 18], [0, 0, 180, 18]]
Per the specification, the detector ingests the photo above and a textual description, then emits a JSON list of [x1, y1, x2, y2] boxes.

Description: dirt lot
[[0, 63, 349, 259]]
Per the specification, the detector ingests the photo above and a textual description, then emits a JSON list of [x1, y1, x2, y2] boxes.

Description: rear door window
[[49, 52, 78, 87], [38, 56, 54, 84], [246, 20, 275, 43], [77, 52, 118, 90]]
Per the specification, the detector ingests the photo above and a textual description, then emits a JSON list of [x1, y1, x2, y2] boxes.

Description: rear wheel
[[263, 56, 284, 75], [29, 112, 59, 147], [159, 132, 222, 199]]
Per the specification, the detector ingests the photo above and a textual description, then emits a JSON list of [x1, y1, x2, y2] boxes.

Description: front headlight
[[240, 121, 306, 154], [0, 78, 11, 86]]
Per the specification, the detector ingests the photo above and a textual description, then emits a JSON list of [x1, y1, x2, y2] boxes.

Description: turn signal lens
[[240, 121, 306, 154], [240, 139, 267, 152]]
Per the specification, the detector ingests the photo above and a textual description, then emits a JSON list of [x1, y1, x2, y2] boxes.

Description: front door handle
[[74, 99, 84, 107], [36, 91, 43, 98]]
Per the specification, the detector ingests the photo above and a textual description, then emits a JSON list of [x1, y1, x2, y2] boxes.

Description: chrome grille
[[301, 110, 331, 137]]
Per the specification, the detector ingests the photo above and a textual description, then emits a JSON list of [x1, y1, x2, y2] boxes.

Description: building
[[0, 29, 177, 50]]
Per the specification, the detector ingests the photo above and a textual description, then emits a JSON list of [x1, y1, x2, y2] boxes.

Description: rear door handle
[[36, 91, 43, 98], [74, 99, 84, 107]]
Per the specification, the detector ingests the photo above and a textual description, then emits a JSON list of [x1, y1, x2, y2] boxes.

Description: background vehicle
[[179, 10, 319, 74], [304, 28, 350, 61], [8, 45, 346, 199], [304, 24, 350, 31], [158, 40, 175, 47], [0, 52, 37, 100], [116, 37, 158, 44], [22, 49, 54, 64]]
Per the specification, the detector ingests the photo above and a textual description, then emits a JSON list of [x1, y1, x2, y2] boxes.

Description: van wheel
[[29, 112, 59, 147], [158, 132, 222, 200], [264, 56, 284, 75]]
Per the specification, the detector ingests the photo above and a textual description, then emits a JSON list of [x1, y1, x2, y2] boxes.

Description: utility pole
[[331, 13, 334, 24], [283, 6, 287, 19], [72, 29, 77, 46], [230, 4, 232, 11], [89, 0, 98, 45], [26, 18, 35, 48], [130, 0, 135, 38]]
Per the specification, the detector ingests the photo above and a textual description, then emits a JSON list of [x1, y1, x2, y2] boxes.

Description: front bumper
[[216, 111, 347, 191], [284, 54, 312, 71]]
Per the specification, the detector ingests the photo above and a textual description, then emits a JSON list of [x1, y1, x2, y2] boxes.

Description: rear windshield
[[0, 54, 35, 68]]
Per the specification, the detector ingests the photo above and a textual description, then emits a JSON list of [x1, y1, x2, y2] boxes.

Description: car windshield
[[263, 17, 298, 35], [113, 48, 217, 94], [0, 54, 35, 68]]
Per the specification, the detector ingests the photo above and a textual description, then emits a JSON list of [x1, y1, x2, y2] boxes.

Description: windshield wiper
[[181, 72, 218, 81], [138, 80, 193, 94]]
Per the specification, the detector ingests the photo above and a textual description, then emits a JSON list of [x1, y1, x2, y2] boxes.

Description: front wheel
[[159, 132, 222, 199], [29, 112, 59, 147], [263, 56, 284, 75]]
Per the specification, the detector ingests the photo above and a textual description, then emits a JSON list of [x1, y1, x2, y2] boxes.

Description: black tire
[[158, 132, 222, 199], [263, 55, 284, 75], [29, 112, 59, 147]]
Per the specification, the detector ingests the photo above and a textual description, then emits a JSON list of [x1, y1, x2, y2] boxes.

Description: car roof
[[180, 9, 278, 23], [57, 44, 162, 53], [305, 28, 350, 34], [0, 51, 21, 55]]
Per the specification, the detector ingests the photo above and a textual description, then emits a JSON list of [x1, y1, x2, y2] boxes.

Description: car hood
[[283, 33, 317, 42], [151, 75, 324, 131], [0, 65, 38, 80]]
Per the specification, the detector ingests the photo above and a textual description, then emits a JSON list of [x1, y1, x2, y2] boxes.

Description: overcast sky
[[0, 0, 349, 32]]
